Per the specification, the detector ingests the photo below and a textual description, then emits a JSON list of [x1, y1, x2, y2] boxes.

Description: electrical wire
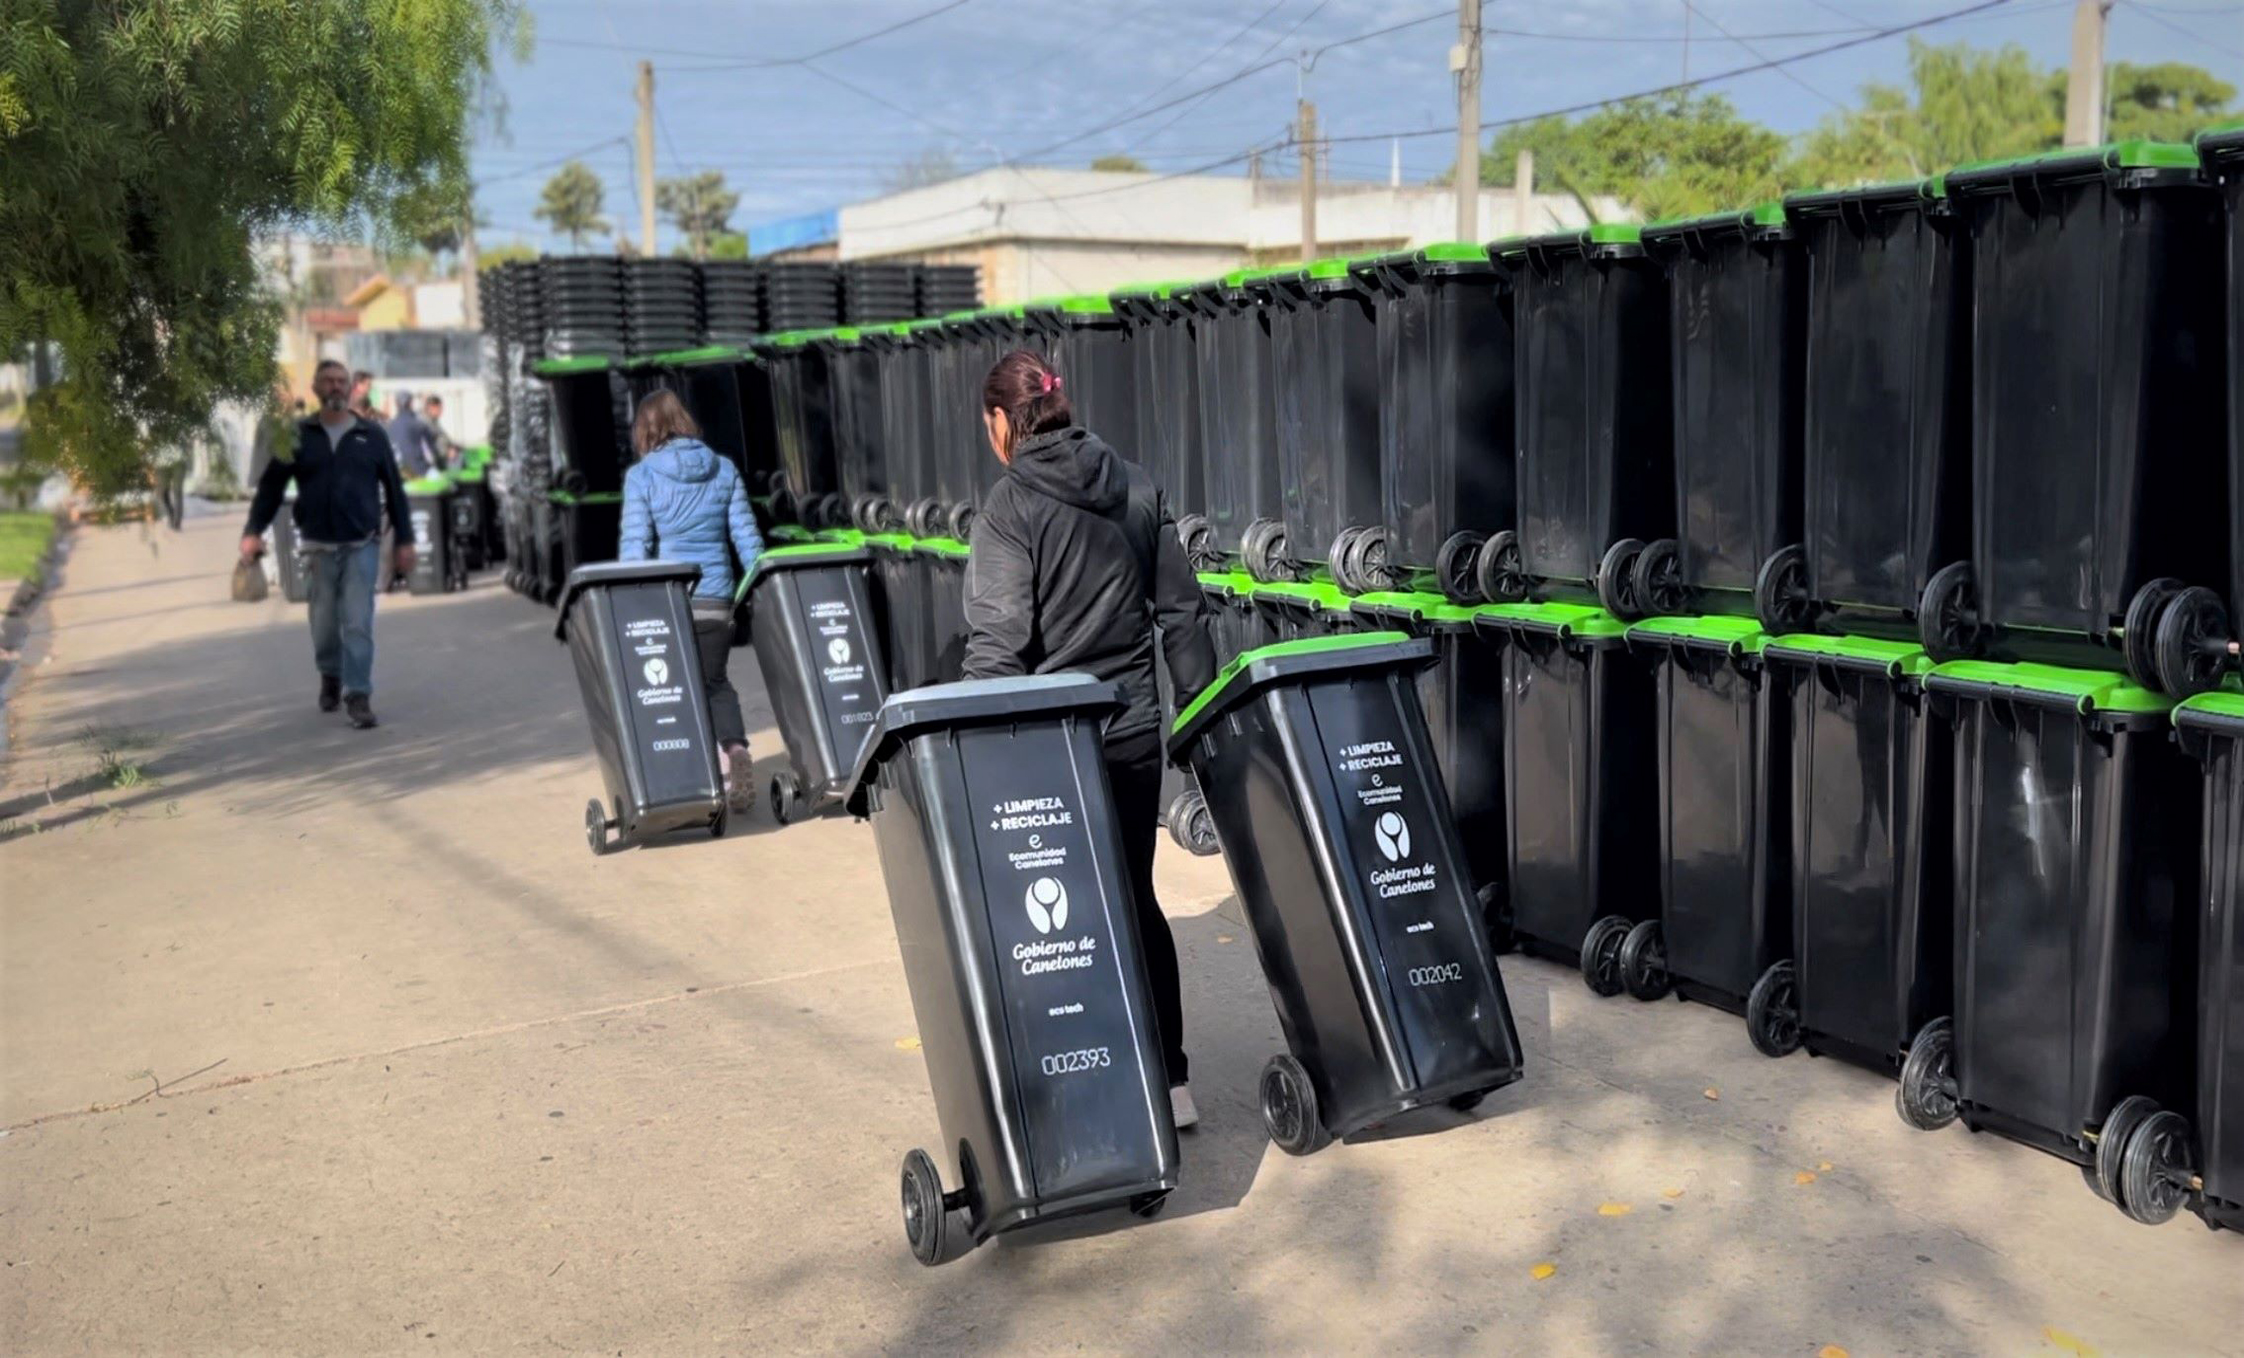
[[474, 136, 632, 186], [2121, 1, 2244, 58], [547, 0, 980, 69]]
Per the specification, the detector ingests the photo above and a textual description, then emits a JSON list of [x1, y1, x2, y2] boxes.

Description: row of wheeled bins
[[732, 133, 2244, 1238]]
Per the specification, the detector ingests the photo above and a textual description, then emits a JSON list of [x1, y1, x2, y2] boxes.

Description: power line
[[548, 0, 980, 69], [474, 136, 632, 186], [1678, 0, 1849, 110], [1114, 0, 1348, 155], [1320, 0, 2022, 147], [2122, 2, 2244, 57], [1103, 0, 1295, 127]]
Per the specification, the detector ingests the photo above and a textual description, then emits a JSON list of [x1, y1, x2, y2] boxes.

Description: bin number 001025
[[1040, 1046, 1112, 1077]]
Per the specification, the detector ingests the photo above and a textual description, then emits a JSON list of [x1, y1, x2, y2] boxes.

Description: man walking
[[387, 391, 437, 479], [240, 359, 416, 729], [421, 394, 460, 471]]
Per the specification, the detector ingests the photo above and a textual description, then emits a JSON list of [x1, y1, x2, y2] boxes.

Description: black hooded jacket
[[963, 426, 1216, 747]]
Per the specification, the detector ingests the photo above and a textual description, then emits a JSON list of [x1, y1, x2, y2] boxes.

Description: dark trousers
[[692, 612, 748, 749], [1105, 728, 1187, 1085]]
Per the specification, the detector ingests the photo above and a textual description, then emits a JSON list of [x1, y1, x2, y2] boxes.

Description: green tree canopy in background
[[0, 0, 524, 495], [701, 232, 750, 262], [1090, 154, 1149, 173], [656, 171, 740, 261], [2103, 61, 2239, 143], [534, 162, 610, 252], [1479, 91, 1790, 223]]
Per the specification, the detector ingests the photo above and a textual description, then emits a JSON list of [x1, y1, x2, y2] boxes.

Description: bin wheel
[[2093, 1094, 2161, 1206], [1632, 538, 1688, 619], [1260, 1054, 1325, 1156], [1447, 1090, 1487, 1114], [770, 772, 802, 826], [709, 806, 727, 839], [2121, 577, 2185, 689], [1177, 514, 1220, 572], [1580, 915, 1632, 997], [1618, 920, 1671, 1001], [1244, 518, 1295, 584], [1324, 527, 1362, 592], [1754, 544, 1816, 635], [1435, 531, 1487, 604], [1128, 1190, 1171, 1220], [1597, 539, 1647, 619], [584, 799, 609, 857], [900, 1148, 948, 1267], [1477, 529, 1529, 604], [1918, 562, 1985, 662], [1167, 788, 1220, 857], [1896, 1016, 1959, 1131], [950, 504, 976, 544], [1351, 525, 1393, 594], [2119, 1110, 2197, 1226], [1477, 883, 1514, 955], [1745, 961, 1803, 1058], [2155, 586, 2232, 699]]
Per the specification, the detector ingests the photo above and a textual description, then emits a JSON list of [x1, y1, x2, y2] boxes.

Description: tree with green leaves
[[1475, 91, 1788, 222], [534, 162, 610, 252], [702, 232, 750, 262], [1091, 154, 1149, 173], [2103, 61, 2238, 144], [656, 170, 740, 261], [0, 0, 524, 496]]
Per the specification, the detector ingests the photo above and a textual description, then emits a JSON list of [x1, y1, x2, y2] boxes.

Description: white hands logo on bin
[[1374, 811, 1411, 863], [827, 638, 852, 666], [642, 657, 669, 686], [1025, 877, 1069, 935]]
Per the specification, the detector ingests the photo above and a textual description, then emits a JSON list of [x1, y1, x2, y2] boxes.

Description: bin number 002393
[[1041, 1046, 1112, 1077]]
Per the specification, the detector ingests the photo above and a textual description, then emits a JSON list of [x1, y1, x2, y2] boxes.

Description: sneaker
[[344, 694, 378, 729], [1170, 1084, 1200, 1131], [722, 744, 756, 811], [318, 675, 341, 713]]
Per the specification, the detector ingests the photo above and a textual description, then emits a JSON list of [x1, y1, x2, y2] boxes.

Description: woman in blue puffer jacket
[[618, 390, 764, 810]]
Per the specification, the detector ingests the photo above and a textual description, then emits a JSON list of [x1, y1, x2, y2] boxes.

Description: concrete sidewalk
[[2, 516, 2237, 1355]]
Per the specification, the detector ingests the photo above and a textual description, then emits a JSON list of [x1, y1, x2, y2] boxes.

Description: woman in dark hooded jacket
[[962, 349, 1217, 1128], [619, 391, 764, 812]]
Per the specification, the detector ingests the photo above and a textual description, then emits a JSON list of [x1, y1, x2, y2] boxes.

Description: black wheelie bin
[[268, 492, 309, 604], [845, 674, 1181, 1265], [1918, 141, 2228, 679], [2150, 126, 2244, 698], [2159, 691, 2244, 1232], [403, 474, 464, 595], [1169, 632, 1525, 1154], [558, 561, 726, 854], [737, 543, 890, 823], [1473, 602, 1659, 984], [1900, 662, 2200, 1207], [1776, 177, 1972, 642], [1352, 244, 1516, 604], [1110, 281, 1204, 528], [1616, 615, 1795, 1049], [1492, 226, 1673, 615], [1634, 205, 1808, 624], [1179, 271, 1286, 575], [820, 326, 904, 535], [1763, 634, 1952, 1073], [1267, 259, 1385, 592], [1026, 295, 1140, 466]]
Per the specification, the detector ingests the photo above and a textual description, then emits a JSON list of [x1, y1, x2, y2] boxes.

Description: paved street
[[3, 515, 2239, 1355]]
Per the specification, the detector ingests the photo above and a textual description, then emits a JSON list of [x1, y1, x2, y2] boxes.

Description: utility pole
[[2063, 0, 2111, 147], [1298, 99, 1318, 261], [1453, 0, 1482, 243], [636, 60, 658, 255], [1514, 149, 1534, 238], [461, 210, 480, 330]]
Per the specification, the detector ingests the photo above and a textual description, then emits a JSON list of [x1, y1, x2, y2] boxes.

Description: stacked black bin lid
[[763, 262, 841, 331], [540, 256, 625, 359], [624, 258, 704, 357], [701, 261, 765, 347], [917, 264, 981, 316], [501, 260, 546, 357], [841, 262, 919, 325]]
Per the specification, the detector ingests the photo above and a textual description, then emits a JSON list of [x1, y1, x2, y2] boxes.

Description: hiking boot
[[722, 743, 756, 812], [318, 675, 342, 713], [344, 694, 378, 729]]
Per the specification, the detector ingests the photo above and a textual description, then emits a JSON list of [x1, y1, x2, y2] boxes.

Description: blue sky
[[468, 0, 2244, 253]]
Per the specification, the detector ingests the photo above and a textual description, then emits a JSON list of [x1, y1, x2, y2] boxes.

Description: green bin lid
[[1627, 613, 1770, 655], [641, 344, 746, 367], [1924, 659, 2172, 716], [734, 542, 871, 603], [1170, 631, 1430, 751], [532, 355, 613, 376], [402, 474, 452, 495], [911, 536, 970, 559], [1763, 632, 1933, 677], [2175, 687, 2244, 738], [1197, 570, 1258, 598], [1785, 177, 1947, 218], [1946, 140, 2200, 193], [1472, 599, 1630, 639], [546, 488, 623, 506]]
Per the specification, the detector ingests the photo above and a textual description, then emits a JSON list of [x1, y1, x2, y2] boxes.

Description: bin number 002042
[[1040, 1046, 1112, 1077]]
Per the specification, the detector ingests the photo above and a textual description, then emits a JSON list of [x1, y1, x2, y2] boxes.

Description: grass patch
[[78, 725, 163, 791], [0, 510, 58, 580]]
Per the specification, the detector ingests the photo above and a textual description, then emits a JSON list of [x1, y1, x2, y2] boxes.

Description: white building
[[811, 167, 1621, 304]]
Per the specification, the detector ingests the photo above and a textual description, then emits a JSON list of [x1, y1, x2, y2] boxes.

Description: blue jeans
[[306, 540, 380, 696]]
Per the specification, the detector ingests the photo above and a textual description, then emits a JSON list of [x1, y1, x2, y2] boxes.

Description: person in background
[[618, 391, 763, 813], [962, 349, 1217, 1130], [348, 370, 378, 421], [386, 391, 437, 479], [422, 395, 460, 470], [239, 358, 415, 730]]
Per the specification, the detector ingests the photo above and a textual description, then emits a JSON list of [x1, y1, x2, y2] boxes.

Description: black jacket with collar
[[243, 415, 414, 545], [962, 426, 1216, 746]]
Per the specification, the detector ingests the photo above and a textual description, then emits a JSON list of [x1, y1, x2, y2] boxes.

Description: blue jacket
[[618, 438, 763, 603]]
